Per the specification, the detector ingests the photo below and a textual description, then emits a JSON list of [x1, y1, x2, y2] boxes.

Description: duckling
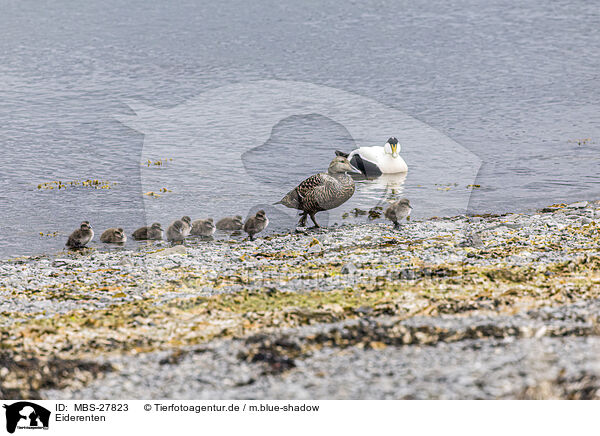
[[216, 215, 244, 231], [384, 198, 412, 229], [132, 223, 163, 241], [243, 210, 269, 240], [66, 221, 94, 248], [276, 156, 356, 228], [100, 227, 127, 244], [181, 216, 192, 236], [167, 220, 186, 243], [190, 218, 216, 237]]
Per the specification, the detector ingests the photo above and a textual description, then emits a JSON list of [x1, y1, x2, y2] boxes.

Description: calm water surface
[[1, 0, 599, 258]]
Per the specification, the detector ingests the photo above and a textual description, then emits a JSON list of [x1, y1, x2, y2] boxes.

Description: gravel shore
[[1, 200, 599, 399]]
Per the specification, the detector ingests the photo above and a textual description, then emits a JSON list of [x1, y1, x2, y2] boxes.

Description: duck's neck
[[329, 171, 353, 185]]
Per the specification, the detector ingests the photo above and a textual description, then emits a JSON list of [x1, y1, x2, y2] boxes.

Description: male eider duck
[[66, 221, 94, 248], [244, 210, 269, 240], [100, 227, 127, 244], [276, 156, 356, 228], [336, 137, 407, 177]]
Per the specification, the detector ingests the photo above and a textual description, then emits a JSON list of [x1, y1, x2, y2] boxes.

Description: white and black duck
[[336, 137, 408, 177]]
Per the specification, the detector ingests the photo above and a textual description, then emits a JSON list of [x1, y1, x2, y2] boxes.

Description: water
[[1, 0, 599, 258]]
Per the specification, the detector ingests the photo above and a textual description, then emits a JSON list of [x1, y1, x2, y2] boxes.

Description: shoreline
[[1, 200, 599, 399]]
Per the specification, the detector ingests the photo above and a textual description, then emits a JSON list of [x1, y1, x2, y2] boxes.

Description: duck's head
[[172, 220, 184, 232], [80, 221, 92, 231], [255, 210, 267, 221], [384, 137, 400, 158], [181, 216, 192, 226], [328, 156, 356, 174], [397, 198, 412, 209], [151, 222, 162, 231]]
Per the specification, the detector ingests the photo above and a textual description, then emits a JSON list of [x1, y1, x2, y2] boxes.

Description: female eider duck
[[276, 156, 356, 228], [336, 137, 407, 177]]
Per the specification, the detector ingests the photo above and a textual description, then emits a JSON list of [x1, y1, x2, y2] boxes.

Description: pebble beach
[[1, 200, 599, 399]]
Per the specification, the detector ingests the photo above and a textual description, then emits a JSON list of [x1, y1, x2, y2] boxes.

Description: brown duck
[[276, 156, 356, 227], [66, 221, 94, 248], [243, 210, 269, 240], [100, 227, 127, 243], [384, 198, 412, 229], [132, 223, 163, 240]]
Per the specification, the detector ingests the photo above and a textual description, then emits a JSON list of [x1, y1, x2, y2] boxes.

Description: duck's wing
[[277, 173, 328, 209], [295, 173, 329, 195], [348, 146, 384, 177], [66, 229, 83, 247], [302, 173, 354, 211], [351, 146, 383, 163], [132, 227, 147, 239]]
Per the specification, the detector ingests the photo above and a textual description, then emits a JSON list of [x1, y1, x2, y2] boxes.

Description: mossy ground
[[1, 205, 599, 397]]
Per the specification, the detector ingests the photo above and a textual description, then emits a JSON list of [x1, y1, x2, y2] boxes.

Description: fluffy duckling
[[216, 215, 244, 231], [132, 223, 163, 241], [384, 198, 412, 229], [190, 218, 216, 237], [66, 221, 94, 248], [180, 216, 192, 236], [167, 220, 186, 243], [243, 210, 269, 240], [100, 227, 127, 244]]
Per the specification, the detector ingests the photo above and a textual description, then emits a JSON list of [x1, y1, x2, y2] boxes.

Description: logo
[[2, 402, 50, 434]]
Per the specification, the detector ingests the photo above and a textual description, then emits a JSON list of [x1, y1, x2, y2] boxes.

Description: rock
[[341, 263, 357, 274], [459, 233, 483, 248], [567, 201, 588, 209], [307, 238, 323, 253], [52, 259, 72, 267], [149, 245, 187, 258], [307, 244, 322, 254], [119, 258, 133, 268]]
